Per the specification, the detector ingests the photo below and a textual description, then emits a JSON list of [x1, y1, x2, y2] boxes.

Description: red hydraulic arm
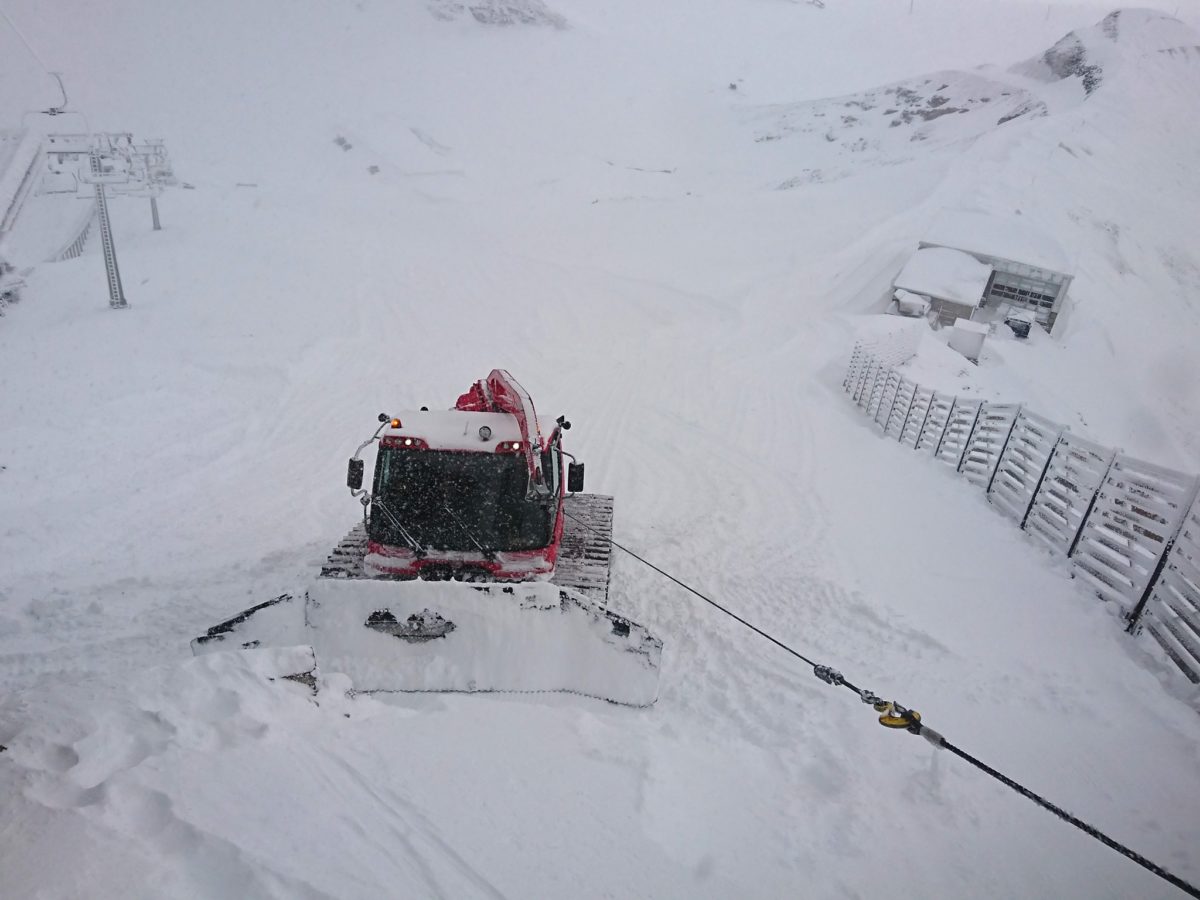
[[456, 369, 549, 497]]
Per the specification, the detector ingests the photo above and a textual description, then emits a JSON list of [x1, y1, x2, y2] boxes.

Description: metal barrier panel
[[988, 410, 1063, 523], [1070, 455, 1198, 611], [1025, 432, 1115, 557], [900, 386, 935, 448], [960, 402, 1021, 489], [873, 370, 903, 430], [1142, 492, 1200, 682], [934, 399, 981, 469], [884, 378, 917, 438]]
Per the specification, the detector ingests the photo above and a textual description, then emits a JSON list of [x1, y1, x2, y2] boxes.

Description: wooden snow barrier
[[899, 385, 935, 449], [988, 409, 1062, 525], [1140, 492, 1200, 682], [842, 342, 1200, 684], [883, 377, 918, 439], [871, 369, 904, 430], [960, 402, 1021, 489], [1025, 432, 1115, 557], [1069, 455, 1197, 614], [934, 398, 982, 470], [916, 392, 954, 456]]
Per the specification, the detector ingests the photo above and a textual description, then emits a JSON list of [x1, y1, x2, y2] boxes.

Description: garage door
[[985, 272, 1058, 321]]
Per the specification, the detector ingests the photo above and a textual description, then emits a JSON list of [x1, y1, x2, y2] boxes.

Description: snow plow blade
[[193, 581, 662, 707], [191, 593, 308, 653]]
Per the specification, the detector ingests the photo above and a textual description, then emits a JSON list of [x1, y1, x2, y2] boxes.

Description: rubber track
[[318, 493, 615, 603], [554, 493, 614, 603]]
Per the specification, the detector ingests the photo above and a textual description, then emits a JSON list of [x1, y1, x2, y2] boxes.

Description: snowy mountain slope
[[2, 1, 1200, 898], [739, 7, 1200, 466], [904, 10, 1200, 467], [429, 0, 568, 28], [747, 70, 1046, 188], [1016, 6, 1200, 91]]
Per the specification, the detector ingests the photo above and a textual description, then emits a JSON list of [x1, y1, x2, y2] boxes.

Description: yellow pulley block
[[873, 700, 921, 729]]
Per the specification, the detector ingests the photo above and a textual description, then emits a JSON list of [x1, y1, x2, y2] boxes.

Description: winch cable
[[561, 508, 1200, 899]]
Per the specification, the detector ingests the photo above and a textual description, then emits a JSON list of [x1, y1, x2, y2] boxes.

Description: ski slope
[[2, 2, 1200, 897]]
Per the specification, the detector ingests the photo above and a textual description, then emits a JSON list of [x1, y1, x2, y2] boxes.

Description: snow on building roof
[[893, 246, 992, 307], [384, 409, 522, 452], [922, 210, 1071, 274]]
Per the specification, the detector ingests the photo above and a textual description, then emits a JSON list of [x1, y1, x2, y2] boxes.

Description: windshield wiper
[[370, 497, 427, 558], [441, 503, 497, 561]]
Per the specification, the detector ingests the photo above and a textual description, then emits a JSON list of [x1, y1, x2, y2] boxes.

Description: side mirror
[[567, 462, 585, 493], [347, 458, 364, 490]]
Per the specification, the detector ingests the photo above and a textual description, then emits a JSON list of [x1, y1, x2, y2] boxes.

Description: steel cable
[[562, 509, 1200, 898]]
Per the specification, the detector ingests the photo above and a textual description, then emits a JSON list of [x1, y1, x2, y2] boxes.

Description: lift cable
[[0, 5, 52, 75], [561, 508, 1200, 899]]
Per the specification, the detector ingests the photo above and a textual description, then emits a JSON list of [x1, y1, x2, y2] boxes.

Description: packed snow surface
[[2, 1, 1200, 898]]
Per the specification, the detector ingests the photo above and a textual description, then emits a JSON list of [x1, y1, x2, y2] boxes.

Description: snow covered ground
[[2, 1, 1199, 897]]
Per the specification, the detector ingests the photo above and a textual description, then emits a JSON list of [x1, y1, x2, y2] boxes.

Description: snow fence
[[843, 343, 1200, 685]]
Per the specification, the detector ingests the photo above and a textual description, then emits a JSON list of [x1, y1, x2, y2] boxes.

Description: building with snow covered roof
[[893, 246, 993, 326], [916, 210, 1074, 330]]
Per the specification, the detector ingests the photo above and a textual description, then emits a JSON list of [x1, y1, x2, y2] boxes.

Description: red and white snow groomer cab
[[354, 370, 581, 583]]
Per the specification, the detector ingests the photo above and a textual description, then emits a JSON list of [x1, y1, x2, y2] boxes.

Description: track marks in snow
[[585, 333, 881, 753], [410, 127, 452, 156], [324, 753, 509, 900], [650, 571, 856, 748]]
